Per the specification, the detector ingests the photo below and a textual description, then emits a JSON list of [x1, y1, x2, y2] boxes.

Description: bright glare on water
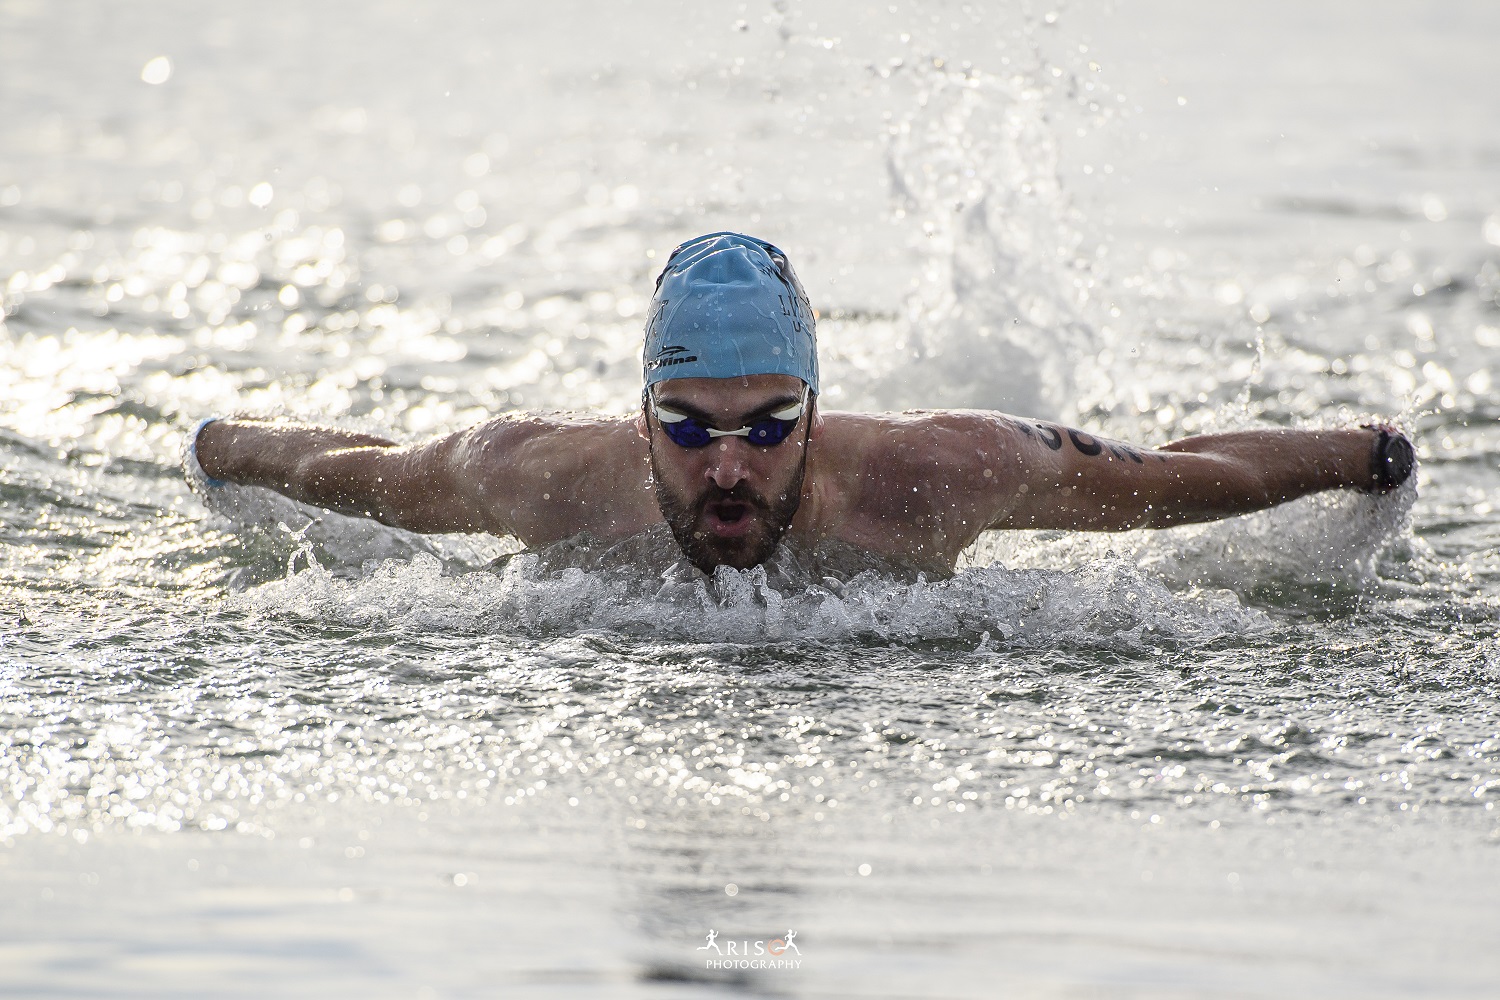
[[1, 1, 1498, 997]]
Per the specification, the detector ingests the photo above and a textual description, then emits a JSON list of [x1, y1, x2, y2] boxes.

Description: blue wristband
[[188, 417, 227, 488]]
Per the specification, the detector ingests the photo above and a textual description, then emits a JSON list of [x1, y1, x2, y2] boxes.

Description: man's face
[[637, 374, 817, 572]]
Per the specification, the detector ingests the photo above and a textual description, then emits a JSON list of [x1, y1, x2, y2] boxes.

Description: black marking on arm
[[1107, 443, 1146, 465], [1035, 424, 1063, 450], [1067, 429, 1104, 456]]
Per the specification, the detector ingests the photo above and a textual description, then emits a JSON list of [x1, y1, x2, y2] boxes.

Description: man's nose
[[704, 439, 751, 489]]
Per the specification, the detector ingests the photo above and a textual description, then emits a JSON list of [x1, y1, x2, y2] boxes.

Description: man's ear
[[634, 407, 650, 440], [808, 395, 825, 441]]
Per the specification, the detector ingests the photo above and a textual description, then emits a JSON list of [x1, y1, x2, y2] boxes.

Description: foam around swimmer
[[229, 538, 1268, 648]]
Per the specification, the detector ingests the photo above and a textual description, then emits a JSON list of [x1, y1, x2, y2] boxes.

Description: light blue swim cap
[[643, 232, 818, 394]]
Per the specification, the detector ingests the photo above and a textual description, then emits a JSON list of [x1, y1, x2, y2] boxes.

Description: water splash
[[228, 528, 1265, 649], [981, 478, 1420, 596], [873, 55, 1100, 418]]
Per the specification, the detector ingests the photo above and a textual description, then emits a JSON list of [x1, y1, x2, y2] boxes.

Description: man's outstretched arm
[[192, 419, 499, 534], [990, 421, 1414, 532]]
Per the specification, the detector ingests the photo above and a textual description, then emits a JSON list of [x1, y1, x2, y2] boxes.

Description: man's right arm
[[193, 419, 503, 535]]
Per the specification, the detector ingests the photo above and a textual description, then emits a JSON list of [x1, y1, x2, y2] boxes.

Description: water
[[2, 1, 1498, 996]]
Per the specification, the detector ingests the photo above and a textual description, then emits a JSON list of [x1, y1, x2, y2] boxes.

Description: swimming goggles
[[651, 388, 808, 448]]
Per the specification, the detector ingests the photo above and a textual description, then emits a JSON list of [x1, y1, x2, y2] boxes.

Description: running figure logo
[[697, 928, 801, 969]]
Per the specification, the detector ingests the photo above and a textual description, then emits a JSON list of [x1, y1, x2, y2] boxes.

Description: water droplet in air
[[1483, 214, 1500, 246], [141, 56, 172, 85]]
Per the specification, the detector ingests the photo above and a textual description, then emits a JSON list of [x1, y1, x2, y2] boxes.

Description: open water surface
[[2, 2, 1498, 996]]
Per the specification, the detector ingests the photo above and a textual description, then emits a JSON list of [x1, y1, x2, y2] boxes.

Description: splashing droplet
[[141, 56, 172, 85]]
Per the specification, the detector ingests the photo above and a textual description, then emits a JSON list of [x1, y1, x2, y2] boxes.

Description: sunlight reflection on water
[[2, 0, 1498, 994]]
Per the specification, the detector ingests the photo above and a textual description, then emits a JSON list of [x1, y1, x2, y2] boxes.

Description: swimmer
[[187, 232, 1416, 575]]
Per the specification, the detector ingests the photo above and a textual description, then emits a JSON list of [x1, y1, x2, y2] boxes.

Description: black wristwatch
[[1365, 425, 1415, 492]]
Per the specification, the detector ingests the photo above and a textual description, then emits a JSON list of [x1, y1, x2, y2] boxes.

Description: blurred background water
[[1, 1, 1497, 996]]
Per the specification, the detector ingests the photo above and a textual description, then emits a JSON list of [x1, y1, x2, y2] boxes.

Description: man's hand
[[184, 417, 228, 492]]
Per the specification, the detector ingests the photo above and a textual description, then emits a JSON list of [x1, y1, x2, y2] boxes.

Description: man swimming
[[188, 231, 1416, 575]]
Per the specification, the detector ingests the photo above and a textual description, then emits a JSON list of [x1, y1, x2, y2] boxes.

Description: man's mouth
[[704, 499, 755, 537]]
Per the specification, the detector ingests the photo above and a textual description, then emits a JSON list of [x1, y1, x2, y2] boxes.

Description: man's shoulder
[[807, 409, 1030, 565], [815, 408, 1027, 504], [451, 411, 646, 484], [819, 408, 1026, 460], [821, 406, 1023, 428], [467, 409, 636, 435], [460, 411, 638, 452], [447, 411, 653, 544]]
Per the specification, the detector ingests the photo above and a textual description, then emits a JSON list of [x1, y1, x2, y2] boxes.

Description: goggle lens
[[653, 392, 807, 449]]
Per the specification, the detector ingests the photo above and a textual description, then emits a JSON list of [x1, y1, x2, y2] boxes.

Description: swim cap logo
[[650, 344, 699, 369]]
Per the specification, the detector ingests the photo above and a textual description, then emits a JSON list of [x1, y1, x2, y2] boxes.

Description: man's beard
[[650, 440, 809, 573]]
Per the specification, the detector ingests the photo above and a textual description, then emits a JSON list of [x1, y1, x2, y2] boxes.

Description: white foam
[[230, 531, 1266, 649], [195, 479, 513, 578], [977, 478, 1418, 595]]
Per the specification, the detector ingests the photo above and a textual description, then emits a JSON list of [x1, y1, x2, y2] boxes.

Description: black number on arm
[[1034, 424, 1064, 450], [1026, 419, 1152, 464], [1053, 424, 1148, 463], [1067, 429, 1104, 456], [1107, 442, 1146, 464]]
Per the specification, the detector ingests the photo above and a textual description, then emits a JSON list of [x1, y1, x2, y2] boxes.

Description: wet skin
[[640, 377, 816, 572], [195, 374, 1409, 575]]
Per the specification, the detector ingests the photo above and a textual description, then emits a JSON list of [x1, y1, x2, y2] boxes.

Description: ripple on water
[[3, 618, 1497, 845], [7, 480, 1494, 845]]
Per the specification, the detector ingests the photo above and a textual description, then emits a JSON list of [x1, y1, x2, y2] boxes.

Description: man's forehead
[[652, 374, 805, 414]]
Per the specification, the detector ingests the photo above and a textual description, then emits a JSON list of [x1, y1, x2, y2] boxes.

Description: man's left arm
[[982, 420, 1415, 532]]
